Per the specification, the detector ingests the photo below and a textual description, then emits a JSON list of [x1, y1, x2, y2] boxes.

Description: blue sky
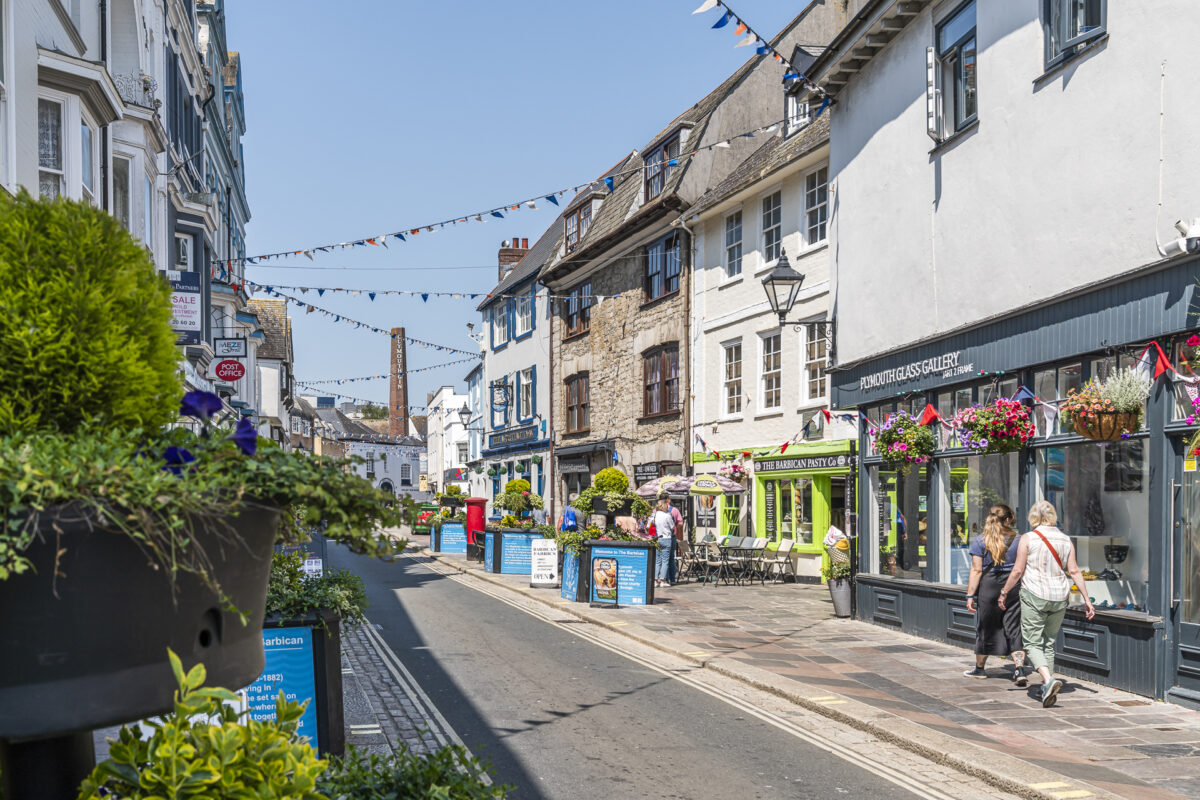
[[228, 0, 801, 411]]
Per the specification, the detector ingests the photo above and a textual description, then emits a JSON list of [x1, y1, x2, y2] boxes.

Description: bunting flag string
[[692, 0, 831, 101], [224, 116, 797, 268], [294, 382, 458, 414], [240, 278, 624, 304], [299, 357, 479, 386], [241, 282, 481, 358]]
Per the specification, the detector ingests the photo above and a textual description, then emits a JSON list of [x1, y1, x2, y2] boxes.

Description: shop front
[[555, 440, 615, 510], [482, 423, 550, 506], [833, 256, 1200, 705]]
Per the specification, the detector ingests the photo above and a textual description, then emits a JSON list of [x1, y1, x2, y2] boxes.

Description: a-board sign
[[244, 626, 320, 750], [531, 538, 559, 587], [589, 545, 650, 606]]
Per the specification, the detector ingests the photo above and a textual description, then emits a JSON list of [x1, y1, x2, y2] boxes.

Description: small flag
[[919, 404, 940, 426], [491, 211, 504, 219], [734, 21, 747, 35], [604, 176, 614, 193], [712, 11, 731, 28], [1012, 385, 1037, 402], [692, 0, 718, 13], [545, 195, 559, 206], [368, 293, 376, 301]]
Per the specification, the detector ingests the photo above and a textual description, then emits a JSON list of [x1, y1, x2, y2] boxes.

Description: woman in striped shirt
[[998, 501, 1095, 708]]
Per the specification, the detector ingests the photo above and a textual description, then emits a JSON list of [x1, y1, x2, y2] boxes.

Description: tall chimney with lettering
[[389, 327, 409, 437], [497, 237, 530, 282]]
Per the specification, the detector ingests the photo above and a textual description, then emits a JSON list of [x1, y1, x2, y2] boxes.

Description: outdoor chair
[[675, 539, 700, 583], [745, 537, 769, 585], [765, 538, 796, 583], [722, 536, 752, 585], [700, 541, 732, 586]]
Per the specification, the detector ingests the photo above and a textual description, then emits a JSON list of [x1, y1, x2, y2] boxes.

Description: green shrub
[[592, 468, 629, 494], [502, 478, 529, 494], [318, 743, 510, 800], [266, 552, 368, 626], [78, 650, 327, 800], [821, 561, 852, 582], [0, 190, 181, 436]]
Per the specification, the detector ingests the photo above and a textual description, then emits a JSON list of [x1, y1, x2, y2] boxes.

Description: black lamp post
[[760, 248, 806, 326], [457, 403, 471, 428]]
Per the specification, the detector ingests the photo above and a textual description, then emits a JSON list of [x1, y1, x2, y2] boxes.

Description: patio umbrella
[[634, 474, 685, 498], [663, 474, 747, 495]]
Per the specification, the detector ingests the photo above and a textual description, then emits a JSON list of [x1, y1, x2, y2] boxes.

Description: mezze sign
[[859, 351, 972, 391]]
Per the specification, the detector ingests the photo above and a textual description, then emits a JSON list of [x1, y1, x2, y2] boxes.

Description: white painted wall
[[426, 385, 468, 494], [829, 1, 1200, 366]]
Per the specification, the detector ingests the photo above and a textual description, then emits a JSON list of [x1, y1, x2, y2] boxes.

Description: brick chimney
[[389, 327, 409, 437], [497, 237, 529, 281]]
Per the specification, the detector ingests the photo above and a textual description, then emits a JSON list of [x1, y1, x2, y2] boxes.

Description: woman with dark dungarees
[[963, 504, 1028, 685]]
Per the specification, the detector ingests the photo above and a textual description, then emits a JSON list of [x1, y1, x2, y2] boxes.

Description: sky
[[227, 0, 802, 410]]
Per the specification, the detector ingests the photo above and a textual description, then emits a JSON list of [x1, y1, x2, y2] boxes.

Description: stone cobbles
[[425, 543, 1200, 800]]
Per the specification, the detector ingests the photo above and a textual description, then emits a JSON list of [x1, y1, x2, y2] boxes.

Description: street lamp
[[458, 403, 471, 428], [761, 248, 805, 326]]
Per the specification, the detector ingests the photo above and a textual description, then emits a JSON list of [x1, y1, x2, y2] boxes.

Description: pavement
[[416, 534, 1200, 800]]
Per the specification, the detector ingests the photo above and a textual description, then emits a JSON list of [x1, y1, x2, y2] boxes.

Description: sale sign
[[214, 359, 246, 381]]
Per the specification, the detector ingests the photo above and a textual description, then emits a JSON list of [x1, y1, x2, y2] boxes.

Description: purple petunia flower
[[228, 417, 258, 456], [162, 446, 195, 475], [181, 390, 223, 421]]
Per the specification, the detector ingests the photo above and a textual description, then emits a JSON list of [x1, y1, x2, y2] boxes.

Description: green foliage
[[359, 404, 389, 420], [266, 552, 368, 626], [0, 190, 181, 437], [500, 514, 521, 528], [493, 477, 542, 516], [318, 743, 510, 800], [548, 523, 649, 556], [821, 561, 852, 582], [573, 488, 649, 518], [502, 479, 529, 494], [77, 649, 327, 800], [592, 467, 629, 494], [397, 493, 419, 525], [0, 424, 404, 592]]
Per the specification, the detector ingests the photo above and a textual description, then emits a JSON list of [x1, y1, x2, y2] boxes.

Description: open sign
[[214, 359, 246, 381]]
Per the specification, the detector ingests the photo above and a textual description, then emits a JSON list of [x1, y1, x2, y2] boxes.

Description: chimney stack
[[389, 327, 409, 437], [497, 237, 530, 281]]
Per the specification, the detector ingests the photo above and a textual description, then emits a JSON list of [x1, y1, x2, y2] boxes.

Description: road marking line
[[1029, 784, 1071, 790], [607, 621, 628, 626], [1048, 792, 1092, 799], [809, 696, 839, 701], [683, 650, 710, 657]]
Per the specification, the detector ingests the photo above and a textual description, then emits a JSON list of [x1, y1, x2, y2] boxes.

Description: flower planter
[[431, 520, 467, 554], [1072, 412, 1141, 442], [595, 497, 634, 517], [483, 528, 544, 575], [258, 611, 344, 757], [0, 502, 279, 740], [586, 539, 656, 607], [828, 577, 852, 618]]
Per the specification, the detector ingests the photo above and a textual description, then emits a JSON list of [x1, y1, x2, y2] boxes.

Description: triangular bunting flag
[[692, 0, 718, 13], [545, 195, 559, 206], [712, 11, 731, 28]]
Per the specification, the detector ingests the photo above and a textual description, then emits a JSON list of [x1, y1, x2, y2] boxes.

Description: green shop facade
[[692, 440, 855, 581], [832, 256, 1200, 706]]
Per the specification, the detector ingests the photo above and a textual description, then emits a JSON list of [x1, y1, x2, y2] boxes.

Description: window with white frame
[[929, 1, 977, 139], [565, 202, 591, 253], [520, 366, 533, 418], [785, 93, 808, 137], [723, 341, 743, 415], [400, 462, 412, 486], [38, 98, 64, 200], [515, 292, 532, 336], [761, 332, 782, 410], [724, 211, 743, 278], [174, 234, 192, 270], [1045, 0, 1105, 66], [804, 167, 828, 245], [493, 302, 509, 346], [804, 322, 828, 401], [80, 118, 95, 205], [644, 135, 680, 201], [143, 173, 154, 250], [112, 156, 131, 230], [761, 191, 782, 264]]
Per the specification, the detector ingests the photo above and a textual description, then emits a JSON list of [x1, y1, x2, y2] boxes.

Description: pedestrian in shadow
[[963, 504, 1028, 685], [998, 501, 1095, 708]]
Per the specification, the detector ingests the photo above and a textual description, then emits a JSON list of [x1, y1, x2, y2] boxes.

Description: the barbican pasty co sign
[[859, 351, 973, 391]]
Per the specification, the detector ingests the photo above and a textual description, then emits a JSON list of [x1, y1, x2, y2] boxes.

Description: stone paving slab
[[419, 540, 1200, 800]]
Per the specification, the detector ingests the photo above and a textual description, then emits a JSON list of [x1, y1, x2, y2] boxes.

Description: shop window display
[[1173, 338, 1200, 421], [1034, 363, 1081, 436], [762, 477, 814, 545], [1037, 442, 1148, 611], [872, 466, 928, 580], [944, 452, 1019, 584]]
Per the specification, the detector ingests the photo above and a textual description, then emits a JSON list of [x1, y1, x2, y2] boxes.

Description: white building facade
[[425, 384, 469, 496]]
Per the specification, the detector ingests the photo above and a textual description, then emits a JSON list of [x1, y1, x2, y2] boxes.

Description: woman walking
[[999, 501, 1095, 708], [652, 498, 676, 588], [963, 505, 1028, 685]]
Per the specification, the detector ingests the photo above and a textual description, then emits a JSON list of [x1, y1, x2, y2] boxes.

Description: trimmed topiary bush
[[0, 190, 181, 436], [592, 467, 630, 494], [503, 478, 530, 494]]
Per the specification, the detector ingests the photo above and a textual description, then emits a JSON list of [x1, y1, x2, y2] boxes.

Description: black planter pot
[[596, 497, 634, 517], [263, 610, 344, 757], [0, 502, 279, 740]]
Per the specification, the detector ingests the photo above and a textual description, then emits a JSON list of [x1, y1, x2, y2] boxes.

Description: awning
[[554, 439, 614, 458]]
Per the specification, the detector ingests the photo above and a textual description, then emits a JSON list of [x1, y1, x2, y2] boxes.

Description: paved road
[[334, 545, 931, 800]]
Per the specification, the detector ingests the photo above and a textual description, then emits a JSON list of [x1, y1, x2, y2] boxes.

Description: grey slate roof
[[246, 298, 290, 361], [688, 114, 830, 218], [476, 215, 565, 312]]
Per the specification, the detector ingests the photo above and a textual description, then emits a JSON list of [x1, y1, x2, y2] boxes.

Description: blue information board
[[484, 531, 495, 572], [589, 546, 650, 606], [438, 522, 467, 554], [245, 626, 319, 749], [498, 531, 536, 575], [561, 550, 579, 601]]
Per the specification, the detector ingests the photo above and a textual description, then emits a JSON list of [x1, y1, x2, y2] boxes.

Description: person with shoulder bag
[[998, 501, 1095, 708]]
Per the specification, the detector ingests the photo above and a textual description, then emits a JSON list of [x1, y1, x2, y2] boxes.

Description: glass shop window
[[1034, 362, 1082, 436], [762, 477, 814, 545], [1175, 337, 1200, 422], [871, 465, 929, 580], [1037, 442, 1149, 612], [944, 452, 1020, 585]]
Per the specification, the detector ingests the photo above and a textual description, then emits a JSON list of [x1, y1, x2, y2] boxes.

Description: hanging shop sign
[[558, 456, 591, 474], [634, 464, 661, 484], [488, 425, 538, 449], [163, 270, 202, 345], [214, 359, 246, 382], [755, 455, 851, 473], [214, 337, 247, 358]]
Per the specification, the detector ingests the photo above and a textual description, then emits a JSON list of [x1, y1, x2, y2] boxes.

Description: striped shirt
[[1021, 526, 1073, 602]]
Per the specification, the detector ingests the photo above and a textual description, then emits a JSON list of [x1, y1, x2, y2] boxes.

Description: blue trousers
[[656, 536, 675, 582]]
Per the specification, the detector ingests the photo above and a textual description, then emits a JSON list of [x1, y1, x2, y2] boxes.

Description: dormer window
[[565, 202, 592, 253], [785, 93, 809, 137], [644, 135, 680, 201]]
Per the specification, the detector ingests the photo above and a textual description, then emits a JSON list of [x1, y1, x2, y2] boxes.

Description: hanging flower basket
[[1072, 412, 1142, 442], [874, 410, 936, 473], [531, 454, 543, 464], [486, 467, 497, 477], [954, 398, 1035, 454], [475, 465, 484, 474], [717, 462, 748, 482], [514, 463, 526, 474]]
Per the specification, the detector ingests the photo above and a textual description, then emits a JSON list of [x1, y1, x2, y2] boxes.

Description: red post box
[[465, 497, 487, 545]]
